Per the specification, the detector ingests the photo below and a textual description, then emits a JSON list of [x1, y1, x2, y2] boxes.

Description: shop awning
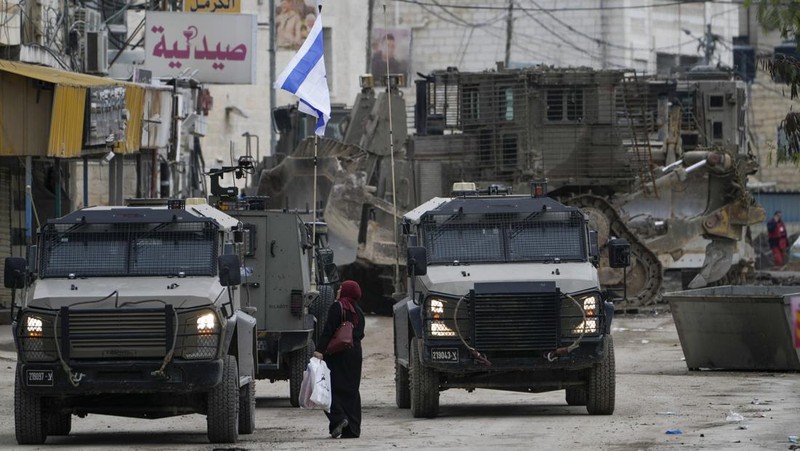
[[0, 60, 147, 158]]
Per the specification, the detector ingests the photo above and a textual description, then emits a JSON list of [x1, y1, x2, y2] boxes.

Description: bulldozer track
[[563, 194, 664, 309]]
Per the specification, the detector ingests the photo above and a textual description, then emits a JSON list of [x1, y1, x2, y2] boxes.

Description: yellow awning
[[0, 60, 149, 157]]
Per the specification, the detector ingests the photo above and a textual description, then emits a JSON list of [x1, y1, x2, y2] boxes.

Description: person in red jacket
[[767, 210, 788, 267]]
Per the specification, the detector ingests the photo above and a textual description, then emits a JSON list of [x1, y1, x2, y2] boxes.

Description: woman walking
[[313, 280, 365, 438]]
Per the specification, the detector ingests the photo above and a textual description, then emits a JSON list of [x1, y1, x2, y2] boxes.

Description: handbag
[[325, 302, 354, 354]]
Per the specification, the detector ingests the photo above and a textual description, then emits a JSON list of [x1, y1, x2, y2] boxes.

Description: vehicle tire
[[207, 355, 239, 443], [395, 360, 411, 409], [410, 338, 439, 418], [565, 387, 587, 406], [586, 336, 615, 415], [14, 363, 47, 445], [289, 344, 313, 408], [310, 285, 335, 344], [46, 410, 72, 436], [238, 380, 256, 435]]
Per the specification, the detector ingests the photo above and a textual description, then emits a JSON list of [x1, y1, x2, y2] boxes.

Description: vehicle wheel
[[310, 285, 335, 344], [46, 410, 72, 436], [395, 360, 410, 409], [565, 387, 587, 406], [289, 344, 313, 408], [207, 355, 239, 443], [238, 380, 255, 435], [14, 363, 47, 445], [586, 336, 615, 415], [410, 338, 439, 418]]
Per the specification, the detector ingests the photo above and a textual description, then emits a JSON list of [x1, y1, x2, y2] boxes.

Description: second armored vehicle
[[393, 182, 629, 418]]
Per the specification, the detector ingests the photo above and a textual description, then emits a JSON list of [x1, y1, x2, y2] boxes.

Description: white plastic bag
[[300, 357, 331, 412], [298, 367, 314, 409]]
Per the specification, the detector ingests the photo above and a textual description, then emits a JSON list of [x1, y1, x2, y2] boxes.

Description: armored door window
[[546, 89, 584, 122], [462, 85, 480, 122], [500, 87, 514, 121], [712, 121, 723, 141], [708, 95, 724, 110]]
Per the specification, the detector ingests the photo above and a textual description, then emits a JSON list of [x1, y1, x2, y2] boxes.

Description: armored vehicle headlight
[[573, 318, 598, 335], [428, 298, 456, 337], [197, 312, 217, 334], [430, 299, 445, 318], [581, 295, 598, 316], [25, 316, 44, 337], [19, 313, 57, 362]]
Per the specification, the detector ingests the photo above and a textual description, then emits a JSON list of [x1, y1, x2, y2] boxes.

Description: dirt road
[[0, 312, 798, 450]]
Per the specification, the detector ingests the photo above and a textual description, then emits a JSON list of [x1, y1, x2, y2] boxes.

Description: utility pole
[[504, 0, 513, 68], [269, 0, 276, 154], [367, 0, 375, 73], [704, 23, 712, 65]]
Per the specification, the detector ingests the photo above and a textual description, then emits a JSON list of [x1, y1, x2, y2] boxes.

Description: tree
[[748, 0, 800, 162]]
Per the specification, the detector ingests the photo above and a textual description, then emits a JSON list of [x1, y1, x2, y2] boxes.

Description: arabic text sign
[[184, 0, 241, 13], [144, 11, 256, 84]]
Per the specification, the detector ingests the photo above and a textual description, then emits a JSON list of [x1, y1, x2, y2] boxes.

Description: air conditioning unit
[[85, 30, 108, 74], [74, 8, 102, 33], [0, 0, 21, 45]]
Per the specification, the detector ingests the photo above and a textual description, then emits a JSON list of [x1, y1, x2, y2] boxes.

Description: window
[[709, 95, 724, 109], [502, 87, 514, 121], [546, 89, 583, 122], [712, 121, 723, 141], [462, 85, 480, 121], [546, 90, 564, 121], [566, 90, 583, 121]]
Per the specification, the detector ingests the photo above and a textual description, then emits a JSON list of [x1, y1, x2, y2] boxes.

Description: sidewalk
[[0, 324, 15, 361]]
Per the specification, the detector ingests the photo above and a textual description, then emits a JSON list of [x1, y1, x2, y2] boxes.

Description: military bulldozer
[[255, 67, 765, 311]]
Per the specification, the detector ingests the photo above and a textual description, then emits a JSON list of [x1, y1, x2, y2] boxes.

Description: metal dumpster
[[664, 285, 800, 371]]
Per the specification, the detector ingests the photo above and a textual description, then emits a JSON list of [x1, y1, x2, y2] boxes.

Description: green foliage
[[747, 0, 800, 163]]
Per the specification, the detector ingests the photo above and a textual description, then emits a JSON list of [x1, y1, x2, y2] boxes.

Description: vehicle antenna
[[310, 1, 324, 290], [383, 3, 400, 295]]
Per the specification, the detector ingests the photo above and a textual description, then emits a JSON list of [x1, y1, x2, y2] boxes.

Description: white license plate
[[431, 347, 459, 362], [26, 369, 54, 387]]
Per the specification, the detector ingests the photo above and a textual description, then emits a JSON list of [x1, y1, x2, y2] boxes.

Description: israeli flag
[[275, 13, 330, 136]]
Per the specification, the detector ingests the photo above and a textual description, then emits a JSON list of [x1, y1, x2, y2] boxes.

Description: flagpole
[[311, 133, 318, 290], [311, 2, 323, 291], [383, 4, 400, 295]]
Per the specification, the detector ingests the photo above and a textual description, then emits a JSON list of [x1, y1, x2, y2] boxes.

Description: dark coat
[[316, 301, 366, 437]]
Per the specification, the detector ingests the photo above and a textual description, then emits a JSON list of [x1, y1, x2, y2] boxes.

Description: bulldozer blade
[[688, 238, 736, 288]]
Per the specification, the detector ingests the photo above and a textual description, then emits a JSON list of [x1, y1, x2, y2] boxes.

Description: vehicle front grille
[[472, 292, 560, 351], [61, 307, 173, 360]]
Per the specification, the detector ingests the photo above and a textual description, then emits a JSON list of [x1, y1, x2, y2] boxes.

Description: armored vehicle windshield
[[39, 209, 219, 278], [421, 209, 587, 264]]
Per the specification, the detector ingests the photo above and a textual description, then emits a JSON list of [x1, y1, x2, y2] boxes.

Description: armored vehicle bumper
[[420, 336, 610, 391], [18, 359, 223, 394], [421, 336, 609, 372]]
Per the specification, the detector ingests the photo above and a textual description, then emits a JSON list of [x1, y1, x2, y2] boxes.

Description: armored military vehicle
[[393, 182, 630, 418], [256, 67, 765, 312], [207, 160, 338, 407], [5, 199, 257, 444]]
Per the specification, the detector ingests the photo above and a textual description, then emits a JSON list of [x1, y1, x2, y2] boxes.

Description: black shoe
[[330, 419, 348, 438]]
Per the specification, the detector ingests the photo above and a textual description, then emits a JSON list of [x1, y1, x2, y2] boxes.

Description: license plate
[[26, 369, 54, 387], [431, 347, 459, 362]]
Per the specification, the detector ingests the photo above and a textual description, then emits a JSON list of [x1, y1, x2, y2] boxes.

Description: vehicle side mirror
[[4, 257, 26, 289], [407, 246, 427, 276], [588, 230, 599, 262], [324, 263, 340, 284], [608, 238, 631, 269], [218, 254, 242, 287]]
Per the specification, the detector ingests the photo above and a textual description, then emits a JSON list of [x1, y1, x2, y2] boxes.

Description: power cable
[[394, 0, 745, 13]]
